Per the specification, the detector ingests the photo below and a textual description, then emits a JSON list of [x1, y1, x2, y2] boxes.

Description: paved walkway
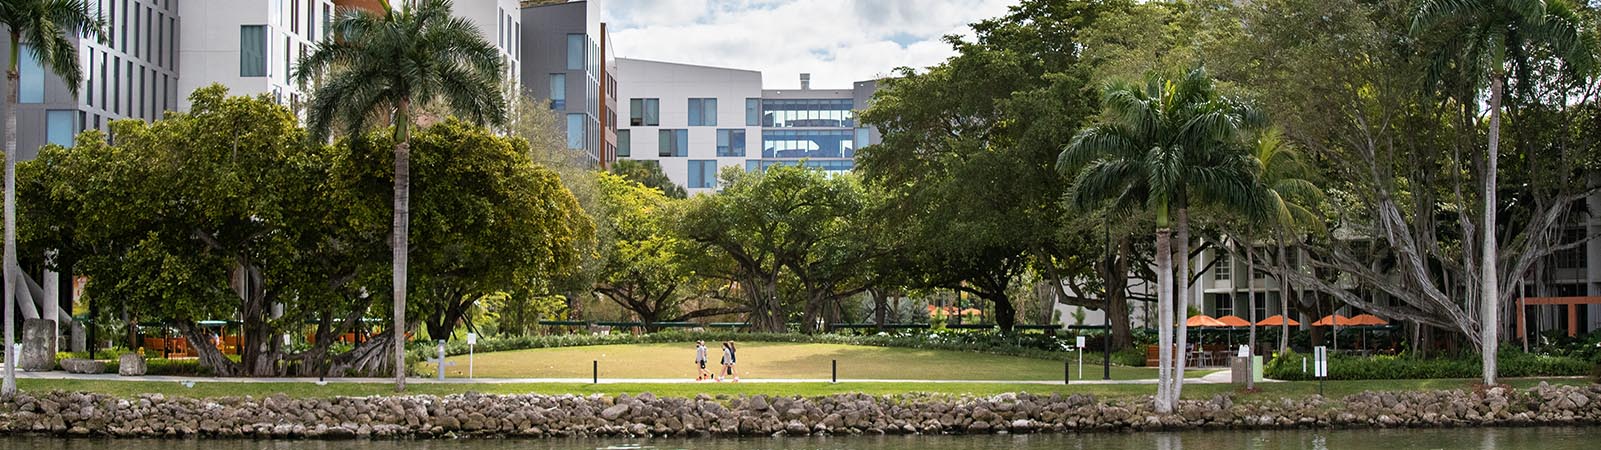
[[13, 368, 1248, 385]]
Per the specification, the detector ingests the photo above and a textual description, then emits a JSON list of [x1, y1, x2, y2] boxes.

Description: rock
[[19, 319, 57, 371], [119, 354, 148, 376], [601, 404, 629, 421], [60, 358, 106, 374]]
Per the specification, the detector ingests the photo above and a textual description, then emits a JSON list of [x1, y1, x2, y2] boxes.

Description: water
[[3, 427, 1598, 450]]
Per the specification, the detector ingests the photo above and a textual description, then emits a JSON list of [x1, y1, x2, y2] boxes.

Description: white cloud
[[600, 0, 1018, 89]]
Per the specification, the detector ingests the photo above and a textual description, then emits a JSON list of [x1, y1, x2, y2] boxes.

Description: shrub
[[1112, 348, 1145, 367], [1263, 349, 1592, 381]]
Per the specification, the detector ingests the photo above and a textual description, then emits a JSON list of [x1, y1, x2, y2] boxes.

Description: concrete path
[[13, 368, 1240, 385]]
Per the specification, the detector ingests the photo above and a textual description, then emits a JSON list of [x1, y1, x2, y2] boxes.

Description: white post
[[466, 332, 477, 379], [1076, 335, 1086, 380]]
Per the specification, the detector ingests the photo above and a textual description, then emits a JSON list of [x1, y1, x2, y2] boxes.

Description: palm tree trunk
[[392, 99, 412, 392], [1480, 73, 1503, 386], [2, 53, 18, 398], [1154, 225, 1174, 414], [1171, 207, 1191, 405]]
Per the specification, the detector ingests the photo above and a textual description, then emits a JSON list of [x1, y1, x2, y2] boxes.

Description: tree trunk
[[1107, 237, 1134, 349], [1480, 73, 1503, 386], [1172, 207, 1191, 404], [871, 288, 887, 332], [1245, 240, 1256, 391], [1276, 232, 1291, 355], [177, 321, 241, 376], [992, 292, 1016, 334], [747, 275, 784, 333], [2, 52, 18, 398], [391, 99, 413, 392], [1154, 225, 1174, 413]]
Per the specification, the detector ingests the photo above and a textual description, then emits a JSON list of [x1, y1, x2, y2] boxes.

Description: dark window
[[616, 129, 630, 158], [658, 129, 687, 157], [239, 25, 268, 76], [688, 98, 717, 126], [716, 129, 745, 157], [630, 98, 658, 126]]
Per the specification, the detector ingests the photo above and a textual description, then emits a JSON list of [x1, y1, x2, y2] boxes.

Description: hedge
[[1263, 349, 1594, 381], [405, 330, 1116, 366], [53, 354, 217, 377]]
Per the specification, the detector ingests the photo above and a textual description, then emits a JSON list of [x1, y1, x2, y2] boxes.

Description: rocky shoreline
[[2, 383, 1599, 439]]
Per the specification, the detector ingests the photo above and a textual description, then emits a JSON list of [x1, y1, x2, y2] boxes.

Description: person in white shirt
[[694, 340, 710, 381]]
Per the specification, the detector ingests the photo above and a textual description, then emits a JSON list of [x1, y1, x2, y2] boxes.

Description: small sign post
[[1075, 335, 1087, 380], [466, 333, 478, 379], [1313, 345, 1328, 396]]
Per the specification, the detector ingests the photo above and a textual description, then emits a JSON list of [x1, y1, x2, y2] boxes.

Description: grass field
[[17, 378, 1591, 400], [422, 342, 1182, 381]]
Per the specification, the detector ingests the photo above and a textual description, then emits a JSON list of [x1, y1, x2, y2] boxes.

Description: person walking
[[694, 340, 710, 381], [720, 341, 739, 382]]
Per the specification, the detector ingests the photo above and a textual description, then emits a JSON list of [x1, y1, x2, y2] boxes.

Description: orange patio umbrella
[[1185, 314, 1227, 327], [1256, 314, 1301, 327], [960, 308, 984, 316], [1348, 314, 1388, 326], [1309, 314, 1357, 326], [1215, 315, 1252, 328]]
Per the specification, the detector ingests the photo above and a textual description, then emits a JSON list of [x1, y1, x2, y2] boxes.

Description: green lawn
[[17, 378, 1590, 400], [424, 342, 1182, 381]]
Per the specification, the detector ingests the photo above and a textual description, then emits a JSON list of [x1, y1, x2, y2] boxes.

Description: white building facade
[[614, 58, 763, 194], [176, 0, 334, 111]]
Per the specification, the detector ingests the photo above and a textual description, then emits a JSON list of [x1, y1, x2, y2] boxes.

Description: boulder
[[60, 358, 106, 374], [119, 354, 148, 376], [19, 319, 57, 371]]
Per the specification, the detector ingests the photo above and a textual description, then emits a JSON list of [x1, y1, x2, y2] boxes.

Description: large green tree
[[332, 119, 591, 344], [1411, 0, 1598, 385], [21, 86, 351, 377], [295, 0, 506, 390], [856, 0, 1119, 334], [1, 0, 100, 397], [675, 165, 867, 333], [591, 172, 737, 328], [1059, 67, 1263, 413]]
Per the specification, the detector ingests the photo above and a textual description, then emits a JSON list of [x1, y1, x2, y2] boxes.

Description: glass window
[[19, 44, 43, 103], [855, 128, 871, 149], [688, 160, 718, 189], [616, 130, 630, 158], [761, 98, 854, 127], [716, 129, 745, 157], [746, 98, 760, 126], [630, 98, 658, 126], [239, 25, 267, 77], [549, 73, 566, 109], [761, 130, 855, 158], [1214, 252, 1231, 281], [658, 129, 687, 157], [566, 113, 585, 150], [688, 98, 717, 126], [566, 34, 584, 70], [46, 110, 75, 147]]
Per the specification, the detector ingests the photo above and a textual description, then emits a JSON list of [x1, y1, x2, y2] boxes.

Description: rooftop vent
[[800, 73, 811, 90]]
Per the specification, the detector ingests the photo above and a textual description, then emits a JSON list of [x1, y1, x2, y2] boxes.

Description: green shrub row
[[52, 355, 216, 376], [1264, 349, 1595, 381], [406, 330, 1117, 365]]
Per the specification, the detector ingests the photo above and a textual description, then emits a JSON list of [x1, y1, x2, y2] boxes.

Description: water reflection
[[3, 427, 1599, 450]]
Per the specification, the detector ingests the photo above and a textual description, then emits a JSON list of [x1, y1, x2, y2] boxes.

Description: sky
[[597, 0, 1020, 89]]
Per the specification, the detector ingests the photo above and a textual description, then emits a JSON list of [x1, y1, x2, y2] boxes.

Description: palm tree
[[1059, 67, 1264, 413], [1412, 0, 1598, 386], [1247, 128, 1323, 357], [294, 0, 506, 391], [2, 0, 101, 398]]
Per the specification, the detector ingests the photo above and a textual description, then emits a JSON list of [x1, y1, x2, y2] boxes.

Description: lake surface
[[4, 426, 1599, 450]]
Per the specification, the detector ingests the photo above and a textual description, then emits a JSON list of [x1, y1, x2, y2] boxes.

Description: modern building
[[177, 0, 335, 112], [612, 58, 761, 194], [0, 0, 179, 158], [614, 58, 881, 194], [521, 0, 614, 168]]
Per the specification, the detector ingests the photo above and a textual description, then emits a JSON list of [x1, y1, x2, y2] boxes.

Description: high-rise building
[[177, 0, 335, 112], [614, 59, 880, 194], [0, 0, 179, 159], [521, 0, 614, 168]]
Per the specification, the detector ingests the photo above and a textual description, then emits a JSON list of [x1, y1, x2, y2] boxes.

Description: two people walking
[[694, 340, 737, 382]]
